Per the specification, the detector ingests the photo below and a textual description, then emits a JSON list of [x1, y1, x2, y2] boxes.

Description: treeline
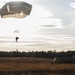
[[0, 50, 75, 58]]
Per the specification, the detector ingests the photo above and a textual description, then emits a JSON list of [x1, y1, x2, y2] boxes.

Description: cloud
[[34, 35, 75, 45], [39, 18, 64, 29], [1, 34, 74, 46], [47, 35, 74, 45], [30, 4, 53, 18], [40, 25, 56, 28], [65, 3, 75, 30], [70, 3, 75, 9], [19, 34, 75, 51]]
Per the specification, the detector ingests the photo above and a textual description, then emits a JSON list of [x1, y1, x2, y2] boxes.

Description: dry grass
[[0, 57, 74, 75]]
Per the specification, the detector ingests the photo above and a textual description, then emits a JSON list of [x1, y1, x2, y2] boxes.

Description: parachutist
[[16, 37, 19, 42]]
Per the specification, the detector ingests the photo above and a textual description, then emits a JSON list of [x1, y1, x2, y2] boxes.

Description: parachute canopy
[[14, 30, 19, 33], [0, 1, 32, 18]]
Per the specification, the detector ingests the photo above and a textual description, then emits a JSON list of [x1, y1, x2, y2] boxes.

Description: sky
[[0, 0, 75, 52]]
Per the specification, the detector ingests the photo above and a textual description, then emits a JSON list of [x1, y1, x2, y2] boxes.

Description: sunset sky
[[0, 0, 75, 52]]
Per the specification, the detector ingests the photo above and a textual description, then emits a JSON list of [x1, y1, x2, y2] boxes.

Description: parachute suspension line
[[7, 5, 10, 12]]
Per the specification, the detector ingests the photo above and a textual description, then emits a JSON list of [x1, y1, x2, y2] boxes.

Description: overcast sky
[[0, 0, 75, 52]]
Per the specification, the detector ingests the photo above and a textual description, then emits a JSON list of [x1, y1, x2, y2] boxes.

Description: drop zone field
[[0, 57, 75, 75]]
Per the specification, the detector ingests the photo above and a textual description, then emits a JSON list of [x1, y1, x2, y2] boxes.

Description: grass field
[[0, 57, 75, 75]]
